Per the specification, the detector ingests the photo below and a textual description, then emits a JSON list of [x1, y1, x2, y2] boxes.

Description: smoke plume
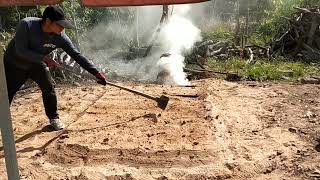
[[81, 4, 203, 85], [157, 11, 201, 85]]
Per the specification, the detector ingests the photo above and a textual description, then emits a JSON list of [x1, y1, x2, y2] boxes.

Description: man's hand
[[43, 55, 60, 69], [95, 72, 107, 85]]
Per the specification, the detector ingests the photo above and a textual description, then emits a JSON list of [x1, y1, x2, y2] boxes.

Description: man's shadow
[[0, 113, 158, 155], [0, 125, 55, 152]]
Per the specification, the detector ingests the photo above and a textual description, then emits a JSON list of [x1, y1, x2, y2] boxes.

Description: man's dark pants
[[4, 60, 59, 120]]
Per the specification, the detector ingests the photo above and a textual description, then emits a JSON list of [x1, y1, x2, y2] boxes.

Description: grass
[[199, 25, 320, 82], [206, 57, 320, 81]]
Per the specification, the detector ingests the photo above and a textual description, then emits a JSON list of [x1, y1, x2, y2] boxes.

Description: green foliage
[[247, 32, 268, 46], [61, 0, 135, 30], [207, 57, 320, 81], [59, 0, 136, 49], [202, 25, 234, 42], [209, 0, 319, 44], [0, 1, 135, 32], [257, 0, 310, 41], [0, 6, 41, 32], [208, 0, 318, 45]]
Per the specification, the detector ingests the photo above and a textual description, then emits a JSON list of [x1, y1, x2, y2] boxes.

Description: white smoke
[[81, 5, 202, 85], [156, 6, 201, 85], [156, 54, 190, 85], [161, 15, 201, 53]]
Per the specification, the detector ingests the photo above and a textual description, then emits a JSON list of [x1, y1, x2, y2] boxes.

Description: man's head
[[42, 6, 74, 34]]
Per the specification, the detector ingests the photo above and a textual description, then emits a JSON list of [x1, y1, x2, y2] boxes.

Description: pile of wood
[[191, 40, 241, 59], [271, 7, 320, 60], [187, 7, 320, 64], [185, 40, 270, 66], [45, 50, 98, 85], [185, 40, 236, 68]]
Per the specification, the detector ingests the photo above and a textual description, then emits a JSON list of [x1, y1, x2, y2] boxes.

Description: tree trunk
[[135, 7, 140, 47], [71, 0, 80, 49], [212, 0, 217, 17], [245, 5, 249, 46], [0, 16, 3, 31], [143, 5, 169, 57], [15, 6, 21, 21], [307, 16, 318, 45], [234, 0, 241, 46]]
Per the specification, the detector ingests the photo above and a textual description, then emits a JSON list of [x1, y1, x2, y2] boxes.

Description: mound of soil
[[0, 79, 319, 179]]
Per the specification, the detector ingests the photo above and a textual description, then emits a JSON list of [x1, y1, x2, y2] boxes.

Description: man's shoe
[[50, 118, 65, 130]]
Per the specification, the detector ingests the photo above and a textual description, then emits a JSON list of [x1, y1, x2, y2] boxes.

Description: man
[[3, 6, 107, 130]]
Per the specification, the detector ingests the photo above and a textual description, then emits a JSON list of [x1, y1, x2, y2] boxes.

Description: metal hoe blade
[[103, 81, 170, 110], [157, 95, 169, 110]]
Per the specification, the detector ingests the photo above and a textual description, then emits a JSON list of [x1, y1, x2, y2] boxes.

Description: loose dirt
[[0, 79, 319, 179]]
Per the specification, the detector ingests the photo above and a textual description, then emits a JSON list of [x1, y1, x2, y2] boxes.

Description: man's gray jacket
[[4, 17, 99, 75]]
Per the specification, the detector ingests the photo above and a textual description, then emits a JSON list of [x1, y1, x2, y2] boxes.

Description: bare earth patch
[[0, 79, 319, 179]]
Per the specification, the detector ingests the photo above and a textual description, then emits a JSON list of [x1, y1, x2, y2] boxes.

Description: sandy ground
[[0, 79, 319, 180]]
